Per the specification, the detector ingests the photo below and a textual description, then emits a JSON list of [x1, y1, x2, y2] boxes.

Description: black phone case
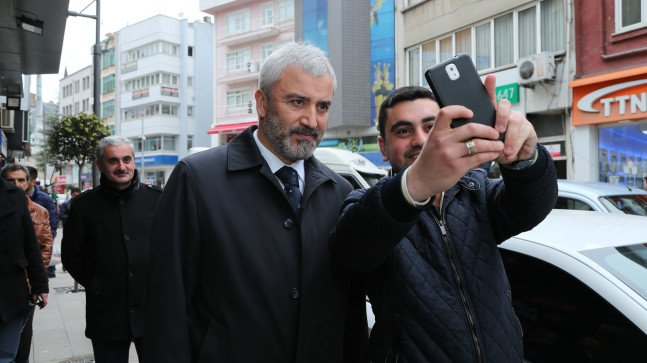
[[424, 54, 503, 140]]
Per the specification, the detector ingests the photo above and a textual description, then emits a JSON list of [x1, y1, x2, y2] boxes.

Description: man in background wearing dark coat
[[62, 136, 161, 362], [144, 42, 368, 362], [26, 166, 58, 278], [0, 174, 49, 362], [2, 164, 54, 363]]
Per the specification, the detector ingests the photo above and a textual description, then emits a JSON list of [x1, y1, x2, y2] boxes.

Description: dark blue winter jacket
[[331, 145, 557, 363]]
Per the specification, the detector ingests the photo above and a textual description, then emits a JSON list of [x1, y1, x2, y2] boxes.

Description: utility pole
[[69, 0, 101, 188]]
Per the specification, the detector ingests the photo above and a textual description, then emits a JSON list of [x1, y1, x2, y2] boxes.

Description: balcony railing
[[217, 59, 261, 83], [217, 17, 294, 46]]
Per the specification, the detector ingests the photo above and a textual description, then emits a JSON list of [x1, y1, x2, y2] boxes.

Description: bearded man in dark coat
[[144, 42, 368, 362]]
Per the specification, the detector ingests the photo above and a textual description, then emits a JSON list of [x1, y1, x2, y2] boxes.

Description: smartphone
[[424, 53, 503, 140]]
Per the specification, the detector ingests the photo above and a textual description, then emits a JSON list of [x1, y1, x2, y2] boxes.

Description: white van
[[314, 147, 386, 189]]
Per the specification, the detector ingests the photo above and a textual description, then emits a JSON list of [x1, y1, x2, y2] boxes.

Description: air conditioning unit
[[0, 109, 14, 132], [517, 52, 556, 86]]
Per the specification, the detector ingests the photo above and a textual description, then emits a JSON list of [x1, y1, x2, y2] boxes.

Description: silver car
[[556, 180, 647, 216]]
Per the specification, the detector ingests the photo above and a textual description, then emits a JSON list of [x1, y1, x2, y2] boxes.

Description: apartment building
[[399, 0, 572, 178], [101, 33, 117, 132], [115, 15, 214, 187], [569, 0, 647, 186], [200, 0, 295, 146], [59, 65, 93, 117]]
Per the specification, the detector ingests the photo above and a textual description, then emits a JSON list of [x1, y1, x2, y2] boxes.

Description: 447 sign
[[496, 83, 519, 103]]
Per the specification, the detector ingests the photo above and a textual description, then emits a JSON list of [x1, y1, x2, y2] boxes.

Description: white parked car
[[500, 209, 647, 361], [556, 180, 647, 216], [314, 148, 386, 189]]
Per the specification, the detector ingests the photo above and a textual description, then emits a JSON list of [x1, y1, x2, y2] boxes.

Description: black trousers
[[15, 307, 34, 363], [91, 337, 143, 363]]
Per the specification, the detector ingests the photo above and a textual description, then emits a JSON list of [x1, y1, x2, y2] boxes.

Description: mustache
[[404, 146, 423, 159], [289, 126, 320, 138], [113, 170, 130, 175]]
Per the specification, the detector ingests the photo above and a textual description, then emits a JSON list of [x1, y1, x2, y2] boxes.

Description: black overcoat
[[144, 127, 368, 362], [0, 177, 48, 324], [62, 172, 161, 340]]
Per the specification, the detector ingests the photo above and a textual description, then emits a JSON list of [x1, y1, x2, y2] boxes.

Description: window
[[455, 28, 471, 55], [475, 23, 491, 70], [406, 0, 565, 77], [75, 80, 80, 93], [187, 105, 193, 116], [226, 88, 251, 109], [163, 136, 175, 151], [518, 6, 537, 58], [75, 102, 79, 114], [227, 9, 250, 35], [541, 0, 565, 52], [421, 41, 436, 71], [407, 48, 420, 86], [188, 46, 193, 57], [102, 75, 115, 94], [261, 2, 274, 27], [102, 49, 115, 69], [617, 0, 647, 31], [500, 249, 647, 362], [261, 42, 274, 61], [188, 76, 194, 87], [494, 13, 514, 67], [277, 0, 293, 21], [226, 48, 251, 73], [102, 100, 115, 118]]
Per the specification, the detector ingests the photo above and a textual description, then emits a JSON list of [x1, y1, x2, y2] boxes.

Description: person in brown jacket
[[1, 164, 53, 363]]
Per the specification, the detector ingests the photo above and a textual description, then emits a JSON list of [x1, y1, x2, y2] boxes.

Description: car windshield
[[581, 243, 647, 301], [359, 172, 385, 188], [601, 195, 647, 216]]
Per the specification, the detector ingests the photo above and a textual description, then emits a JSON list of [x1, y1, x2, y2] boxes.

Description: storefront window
[[598, 123, 647, 187]]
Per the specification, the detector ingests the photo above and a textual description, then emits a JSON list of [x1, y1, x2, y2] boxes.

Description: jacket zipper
[[431, 201, 483, 363]]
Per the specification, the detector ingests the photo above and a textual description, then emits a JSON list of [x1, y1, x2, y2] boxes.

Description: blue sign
[[135, 154, 178, 166]]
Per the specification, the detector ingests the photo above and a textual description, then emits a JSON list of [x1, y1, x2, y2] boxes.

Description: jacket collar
[[227, 126, 338, 200], [99, 169, 140, 198], [0, 177, 22, 219]]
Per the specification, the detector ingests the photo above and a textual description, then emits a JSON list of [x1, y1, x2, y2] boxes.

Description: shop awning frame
[[207, 121, 258, 135]]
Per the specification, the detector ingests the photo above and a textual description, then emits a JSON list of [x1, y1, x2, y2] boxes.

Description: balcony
[[218, 59, 261, 84], [217, 17, 283, 46]]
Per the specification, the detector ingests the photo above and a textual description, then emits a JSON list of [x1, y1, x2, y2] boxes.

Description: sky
[[36, 0, 210, 103]]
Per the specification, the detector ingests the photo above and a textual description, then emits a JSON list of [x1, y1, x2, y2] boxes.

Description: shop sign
[[133, 88, 149, 100], [544, 143, 561, 157], [570, 66, 647, 126], [54, 175, 67, 184], [495, 83, 519, 103], [161, 87, 179, 97]]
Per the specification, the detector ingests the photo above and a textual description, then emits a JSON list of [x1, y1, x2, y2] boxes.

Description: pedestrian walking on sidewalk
[[25, 166, 58, 279], [62, 136, 161, 362], [2, 164, 54, 363], [0, 172, 49, 362]]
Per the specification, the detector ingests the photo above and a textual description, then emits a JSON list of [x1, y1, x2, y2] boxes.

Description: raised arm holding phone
[[330, 71, 558, 362]]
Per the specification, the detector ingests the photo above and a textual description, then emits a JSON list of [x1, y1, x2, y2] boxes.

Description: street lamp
[[68, 0, 101, 187]]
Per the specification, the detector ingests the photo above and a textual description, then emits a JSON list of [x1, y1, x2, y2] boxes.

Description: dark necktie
[[275, 166, 302, 217]]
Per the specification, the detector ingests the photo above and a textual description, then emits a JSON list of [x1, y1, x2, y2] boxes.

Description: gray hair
[[96, 135, 135, 162], [1, 164, 30, 180], [258, 42, 337, 101]]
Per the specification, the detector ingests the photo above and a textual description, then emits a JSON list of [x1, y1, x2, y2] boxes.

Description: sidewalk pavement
[[30, 228, 139, 363]]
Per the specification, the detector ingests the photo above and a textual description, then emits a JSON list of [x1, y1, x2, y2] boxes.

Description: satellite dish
[[179, 12, 185, 18], [518, 60, 534, 80]]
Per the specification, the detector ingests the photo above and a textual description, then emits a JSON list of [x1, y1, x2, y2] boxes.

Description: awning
[[569, 65, 647, 126], [207, 122, 257, 135]]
